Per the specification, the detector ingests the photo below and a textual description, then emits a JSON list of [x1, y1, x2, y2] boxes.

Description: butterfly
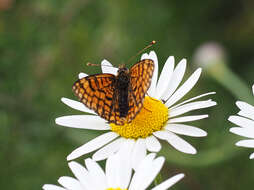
[[72, 59, 154, 125]]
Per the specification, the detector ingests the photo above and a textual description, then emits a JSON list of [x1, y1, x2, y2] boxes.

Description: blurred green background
[[1, 0, 254, 189]]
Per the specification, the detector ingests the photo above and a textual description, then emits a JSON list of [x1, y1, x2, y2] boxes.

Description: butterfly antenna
[[87, 62, 114, 68], [126, 40, 156, 65]]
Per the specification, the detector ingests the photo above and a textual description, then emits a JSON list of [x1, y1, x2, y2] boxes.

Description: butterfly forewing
[[72, 59, 154, 125], [73, 74, 114, 118], [126, 59, 154, 122]]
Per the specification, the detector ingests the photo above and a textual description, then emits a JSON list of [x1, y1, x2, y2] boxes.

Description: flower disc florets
[[110, 97, 168, 139]]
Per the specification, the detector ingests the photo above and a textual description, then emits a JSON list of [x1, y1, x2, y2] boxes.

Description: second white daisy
[[43, 146, 184, 190], [228, 84, 254, 159]]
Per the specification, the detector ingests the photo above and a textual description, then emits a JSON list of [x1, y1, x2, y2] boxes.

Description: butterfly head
[[117, 64, 129, 75]]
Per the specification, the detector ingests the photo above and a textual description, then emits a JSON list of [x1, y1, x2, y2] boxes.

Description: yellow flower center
[[106, 188, 127, 190], [110, 96, 168, 139]]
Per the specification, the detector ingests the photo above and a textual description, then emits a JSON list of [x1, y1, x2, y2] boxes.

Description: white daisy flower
[[228, 84, 254, 159], [43, 150, 184, 190], [56, 51, 216, 169]]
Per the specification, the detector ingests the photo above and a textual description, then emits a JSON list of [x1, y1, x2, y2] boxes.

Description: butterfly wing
[[126, 59, 154, 122], [73, 73, 122, 124]]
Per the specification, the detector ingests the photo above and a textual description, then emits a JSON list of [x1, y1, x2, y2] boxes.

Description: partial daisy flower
[[43, 148, 185, 190], [56, 51, 216, 169], [228, 84, 254, 159]]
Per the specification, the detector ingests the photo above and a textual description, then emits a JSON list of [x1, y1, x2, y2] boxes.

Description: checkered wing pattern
[[73, 74, 122, 124], [126, 59, 154, 122]]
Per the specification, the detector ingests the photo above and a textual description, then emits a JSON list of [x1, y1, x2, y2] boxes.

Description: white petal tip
[[78, 72, 88, 79], [61, 97, 69, 104], [228, 116, 233, 122], [229, 128, 236, 133], [101, 59, 109, 63], [202, 131, 208, 137], [92, 155, 101, 161], [197, 67, 202, 73], [67, 154, 75, 161], [168, 56, 174, 60], [55, 118, 60, 125], [180, 58, 187, 63], [173, 173, 185, 181], [61, 97, 66, 101], [180, 148, 197, 155]]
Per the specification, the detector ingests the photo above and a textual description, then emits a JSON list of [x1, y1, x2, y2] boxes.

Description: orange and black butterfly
[[72, 42, 155, 125]]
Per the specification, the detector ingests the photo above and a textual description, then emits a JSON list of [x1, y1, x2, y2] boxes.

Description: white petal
[[67, 132, 119, 160], [78, 72, 88, 79], [170, 92, 216, 110], [116, 153, 132, 189], [146, 51, 158, 97], [139, 157, 165, 190], [169, 100, 216, 117], [106, 139, 134, 189], [250, 152, 254, 159], [155, 56, 175, 99], [228, 116, 254, 129], [252, 84, 254, 95], [238, 111, 254, 121], [165, 124, 207, 137], [61, 97, 95, 114], [101, 59, 118, 75], [145, 135, 161, 152], [68, 161, 92, 189], [118, 138, 136, 156], [106, 151, 132, 189], [42, 184, 66, 190], [105, 154, 118, 188], [165, 68, 202, 108], [84, 158, 107, 189], [92, 138, 125, 161], [116, 150, 133, 189], [236, 140, 254, 148], [236, 101, 254, 120], [151, 173, 185, 190], [131, 139, 147, 171], [153, 130, 197, 154], [230, 127, 254, 138], [129, 153, 157, 190], [55, 115, 109, 130], [161, 59, 186, 101], [169, 115, 208, 123], [58, 176, 83, 190], [141, 52, 149, 60]]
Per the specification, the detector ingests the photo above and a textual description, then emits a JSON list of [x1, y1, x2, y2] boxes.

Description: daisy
[[228, 84, 254, 159], [56, 51, 216, 169], [43, 149, 185, 190]]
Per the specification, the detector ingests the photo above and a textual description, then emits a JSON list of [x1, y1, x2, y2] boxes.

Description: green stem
[[154, 173, 163, 186], [207, 61, 254, 104]]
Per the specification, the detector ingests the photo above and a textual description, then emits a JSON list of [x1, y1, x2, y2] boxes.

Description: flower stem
[[154, 173, 163, 186], [207, 61, 254, 104]]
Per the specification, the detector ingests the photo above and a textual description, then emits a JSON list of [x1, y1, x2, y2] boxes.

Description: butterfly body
[[115, 66, 130, 118], [73, 59, 154, 125]]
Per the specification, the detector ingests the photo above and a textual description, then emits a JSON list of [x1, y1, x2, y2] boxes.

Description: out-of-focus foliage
[[0, 0, 254, 189]]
